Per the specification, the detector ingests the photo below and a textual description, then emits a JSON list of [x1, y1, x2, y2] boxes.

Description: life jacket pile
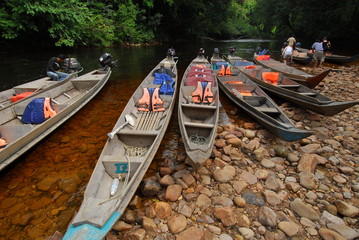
[[262, 72, 279, 85], [185, 64, 215, 104], [153, 73, 175, 96], [22, 98, 56, 124], [138, 88, 165, 112]]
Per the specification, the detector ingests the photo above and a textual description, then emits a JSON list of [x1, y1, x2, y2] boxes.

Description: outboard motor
[[198, 48, 205, 58], [213, 48, 220, 58], [229, 47, 236, 56], [99, 53, 117, 71], [63, 58, 82, 73], [166, 47, 178, 61]]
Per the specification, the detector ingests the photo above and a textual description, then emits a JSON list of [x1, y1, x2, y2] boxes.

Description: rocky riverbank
[[49, 64, 358, 240], [102, 64, 359, 240]]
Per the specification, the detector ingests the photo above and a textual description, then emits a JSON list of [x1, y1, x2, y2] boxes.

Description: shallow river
[[0, 39, 355, 239]]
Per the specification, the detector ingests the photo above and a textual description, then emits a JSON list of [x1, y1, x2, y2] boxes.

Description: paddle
[[107, 114, 135, 139]]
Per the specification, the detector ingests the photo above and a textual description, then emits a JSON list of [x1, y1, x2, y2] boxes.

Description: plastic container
[[110, 178, 120, 196]]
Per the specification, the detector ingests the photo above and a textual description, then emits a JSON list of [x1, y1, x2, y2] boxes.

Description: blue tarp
[[21, 98, 46, 124]]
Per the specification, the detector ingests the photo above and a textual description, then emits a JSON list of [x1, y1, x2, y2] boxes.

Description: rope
[[124, 145, 148, 157], [189, 134, 207, 145]]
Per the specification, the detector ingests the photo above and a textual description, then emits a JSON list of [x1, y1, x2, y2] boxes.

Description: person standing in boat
[[311, 39, 325, 67], [46, 55, 69, 81]]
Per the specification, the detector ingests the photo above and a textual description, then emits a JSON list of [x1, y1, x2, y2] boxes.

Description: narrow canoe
[[212, 54, 312, 141], [296, 47, 359, 64], [240, 65, 359, 116], [0, 73, 76, 110], [0, 67, 111, 171], [253, 55, 330, 89], [63, 53, 178, 239], [178, 52, 219, 166]]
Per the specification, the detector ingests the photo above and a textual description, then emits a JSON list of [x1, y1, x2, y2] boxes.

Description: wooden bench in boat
[[298, 92, 317, 96], [277, 84, 300, 88], [181, 104, 217, 110], [183, 121, 215, 128], [254, 107, 279, 113]]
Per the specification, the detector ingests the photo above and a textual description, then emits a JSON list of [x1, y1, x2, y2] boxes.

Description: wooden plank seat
[[277, 84, 300, 88], [298, 92, 317, 96], [183, 121, 215, 128], [181, 104, 217, 110], [254, 107, 279, 113]]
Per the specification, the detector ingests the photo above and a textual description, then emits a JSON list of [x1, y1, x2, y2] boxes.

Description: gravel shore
[[100, 64, 359, 240]]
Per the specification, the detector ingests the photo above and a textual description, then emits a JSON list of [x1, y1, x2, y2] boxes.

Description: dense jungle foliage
[[1, 0, 358, 48]]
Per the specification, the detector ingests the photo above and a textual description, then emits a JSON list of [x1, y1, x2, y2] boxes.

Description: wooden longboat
[[240, 65, 359, 116], [63, 54, 178, 239], [0, 74, 76, 110], [296, 47, 359, 64], [0, 68, 111, 171], [212, 55, 312, 141], [253, 55, 330, 89], [178, 53, 219, 166]]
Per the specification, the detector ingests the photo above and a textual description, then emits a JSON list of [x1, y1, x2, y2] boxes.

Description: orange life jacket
[[43, 98, 56, 119], [239, 91, 253, 96], [0, 138, 6, 149], [217, 65, 225, 76], [225, 65, 232, 76], [138, 88, 151, 111], [225, 81, 243, 84], [262, 72, 279, 85], [10, 92, 34, 103], [202, 82, 214, 104], [192, 81, 203, 103], [152, 88, 165, 112]]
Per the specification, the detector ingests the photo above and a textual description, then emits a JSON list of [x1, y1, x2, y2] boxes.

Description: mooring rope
[[189, 134, 207, 145]]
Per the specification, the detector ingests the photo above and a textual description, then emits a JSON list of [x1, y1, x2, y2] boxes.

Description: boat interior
[[0, 70, 106, 144], [180, 63, 218, 143]]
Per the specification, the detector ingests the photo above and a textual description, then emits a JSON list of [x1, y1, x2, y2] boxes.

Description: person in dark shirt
[[46, 55, 69, 81]]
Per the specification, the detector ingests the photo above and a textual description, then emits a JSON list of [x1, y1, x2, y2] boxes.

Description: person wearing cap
[[46, 55, 69, 81]]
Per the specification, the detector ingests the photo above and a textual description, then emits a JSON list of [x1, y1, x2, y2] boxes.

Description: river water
[[0, 39, 353, 239]]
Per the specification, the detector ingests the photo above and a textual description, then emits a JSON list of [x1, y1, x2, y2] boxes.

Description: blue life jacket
[[22, 98, 46, 124], [154, 73, 175, 95]]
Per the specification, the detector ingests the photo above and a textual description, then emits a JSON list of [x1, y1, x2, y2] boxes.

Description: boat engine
[[198, 48, 205, 57], [99, 53, 117, 71], [63, 58, 82, 73], [229, 46, 236, 56]]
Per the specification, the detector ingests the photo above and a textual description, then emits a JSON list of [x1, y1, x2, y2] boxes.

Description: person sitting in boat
[[46, 55, 69, 81], [311, 39, 325, 67], [282, 44, 293, 65]]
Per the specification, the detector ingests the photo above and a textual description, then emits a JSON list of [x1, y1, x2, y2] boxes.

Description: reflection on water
[[0, 39, 316, 239]]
